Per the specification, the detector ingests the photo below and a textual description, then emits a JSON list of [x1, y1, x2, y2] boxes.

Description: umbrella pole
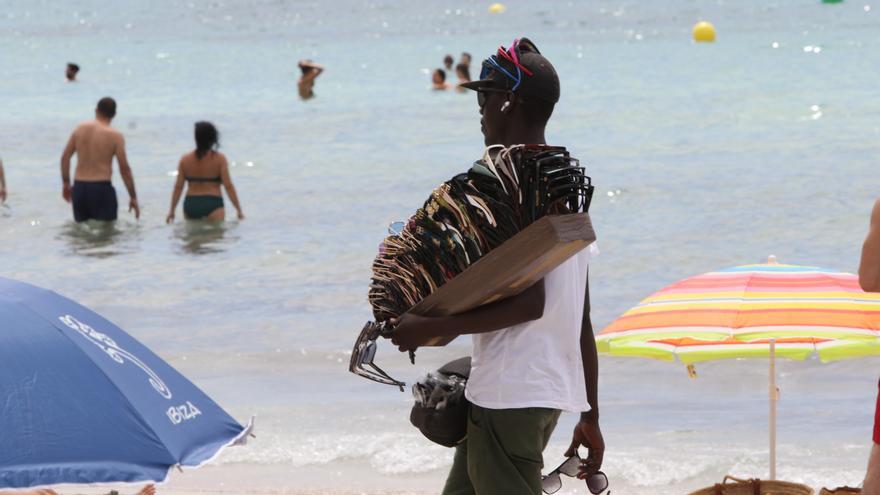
[[769, 338, 777, 480]]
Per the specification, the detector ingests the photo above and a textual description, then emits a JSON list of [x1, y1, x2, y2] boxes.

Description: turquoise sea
[[2, 0, 880, 492]]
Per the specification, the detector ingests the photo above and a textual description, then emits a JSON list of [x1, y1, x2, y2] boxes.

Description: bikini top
[[185, 175, 222, 183]]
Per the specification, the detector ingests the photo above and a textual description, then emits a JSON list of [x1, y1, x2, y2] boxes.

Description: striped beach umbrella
[[596, 256, 880, 479]]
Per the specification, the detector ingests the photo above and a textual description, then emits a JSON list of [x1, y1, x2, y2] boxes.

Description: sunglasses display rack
[[351, 145, 596, 388], [369, 144, 593, 323]]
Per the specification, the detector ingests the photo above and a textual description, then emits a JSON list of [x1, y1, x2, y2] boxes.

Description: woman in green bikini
[[166, 122, 243, 223]]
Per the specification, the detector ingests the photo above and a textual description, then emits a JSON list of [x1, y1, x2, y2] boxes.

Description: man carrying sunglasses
[[389, 38, 604, 495]]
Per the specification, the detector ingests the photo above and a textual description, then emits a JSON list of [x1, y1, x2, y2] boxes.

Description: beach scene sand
[[3, 0, 880, 493]]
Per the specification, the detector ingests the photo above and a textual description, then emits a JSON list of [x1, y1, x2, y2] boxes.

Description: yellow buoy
[[488, 3, 507, 14], [692, 21, 716, 42]]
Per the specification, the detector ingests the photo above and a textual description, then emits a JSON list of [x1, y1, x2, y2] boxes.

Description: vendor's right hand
[[388, 313, 434, 352]]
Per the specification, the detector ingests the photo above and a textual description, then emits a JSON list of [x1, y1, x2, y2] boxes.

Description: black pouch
[[409, 356, 471, 448]]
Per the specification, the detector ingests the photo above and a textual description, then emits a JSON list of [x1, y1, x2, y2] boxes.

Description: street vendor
[[387, 37, 605, 495]]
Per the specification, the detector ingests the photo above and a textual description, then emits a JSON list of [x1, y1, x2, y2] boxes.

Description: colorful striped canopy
[[597, 261, 880, 364]]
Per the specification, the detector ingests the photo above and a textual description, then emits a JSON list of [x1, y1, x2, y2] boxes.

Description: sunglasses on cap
[[479, 38, 534, 90], [476, 38, 535, 108]]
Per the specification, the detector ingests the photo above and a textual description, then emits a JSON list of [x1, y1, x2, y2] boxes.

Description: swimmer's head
[[432, 68, 447, 85], [66, 63, 80, 82], [460, 38, 559, 146], [299, 59, 314, 75], [95, 97, 117, 120], [194, 121, 220, 159], [460, 52, 472, 66], [443, 54, 454, 70], [455, 63, 471, 82]]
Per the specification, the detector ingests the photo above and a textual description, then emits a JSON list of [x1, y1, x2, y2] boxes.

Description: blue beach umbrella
[[0, 277, 253, 490]]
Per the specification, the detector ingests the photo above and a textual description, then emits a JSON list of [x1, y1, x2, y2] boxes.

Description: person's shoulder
[[179, 150, 196, 165], [871, 199, 880, 223], [212, 151, 229, 165], [74, 120, 94, 132]]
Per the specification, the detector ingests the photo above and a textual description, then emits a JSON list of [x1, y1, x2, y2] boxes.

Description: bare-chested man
[[60, 97, 139, 222]]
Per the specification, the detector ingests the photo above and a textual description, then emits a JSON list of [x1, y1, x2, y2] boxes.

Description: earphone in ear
[[501, 100, 511, 112]]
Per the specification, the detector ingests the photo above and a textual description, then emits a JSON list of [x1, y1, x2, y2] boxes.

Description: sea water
[[2, 0, 880, 492]]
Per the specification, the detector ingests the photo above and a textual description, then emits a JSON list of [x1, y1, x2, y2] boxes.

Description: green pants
[[442, 404, 562, 495]]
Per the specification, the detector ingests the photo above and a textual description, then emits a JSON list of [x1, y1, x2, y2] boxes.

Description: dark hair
[[194, 121, 219, 159], [434, 69, 446, 82], [67, 63, 80, 72], [455, 63, 470, 81], [461, 52, 472, 63], [443, 54, 453, 67], [96, 97, 116, 119]]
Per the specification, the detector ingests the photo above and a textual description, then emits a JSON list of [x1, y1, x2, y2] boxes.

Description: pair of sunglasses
[[477, 87, 512, 109], [542, 453, 609, 494], [348, 321, 406, 392]]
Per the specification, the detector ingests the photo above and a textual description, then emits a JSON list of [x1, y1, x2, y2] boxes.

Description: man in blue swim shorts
[[60, 97, 139, 222]]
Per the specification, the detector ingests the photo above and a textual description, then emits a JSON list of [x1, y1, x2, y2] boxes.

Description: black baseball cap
[[460, 37, 560, 103]]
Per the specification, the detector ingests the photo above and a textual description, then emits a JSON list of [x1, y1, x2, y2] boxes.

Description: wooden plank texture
[[410, 213, 596, 346]]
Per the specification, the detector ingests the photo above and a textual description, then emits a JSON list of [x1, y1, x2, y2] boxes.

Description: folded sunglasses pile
[[369, 144, 594, 322]]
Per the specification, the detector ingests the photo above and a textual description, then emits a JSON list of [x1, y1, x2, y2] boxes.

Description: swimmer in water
[[297, 60, 324, 100], [66, 63, 80, 82], [443, 54, 454, 71], [454, 62, 471, 91], [460, 52, 472, 68], [432, 68, 450, 91], [166, 121, 244, 223]]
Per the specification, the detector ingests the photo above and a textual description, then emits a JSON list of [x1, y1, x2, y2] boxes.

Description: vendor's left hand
[[388, 313, 434, 353]]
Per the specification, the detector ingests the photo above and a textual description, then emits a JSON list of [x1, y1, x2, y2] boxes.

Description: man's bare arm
[[860, 199, 880, 292], [389, 279, 545, 351], [115, 135, 139, 219], [580, 272, 599, 420], [116, 135, 136, 199], [565, 270, 604, 478], [60, 131, 76, 202], [60, 132, 76, 184]]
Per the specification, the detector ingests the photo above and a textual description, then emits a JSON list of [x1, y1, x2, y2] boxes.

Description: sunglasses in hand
[[349, 321, 406, 392], [542, 453, 609, 494]]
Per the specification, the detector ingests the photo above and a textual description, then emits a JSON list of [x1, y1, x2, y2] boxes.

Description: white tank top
[[465, 244, 595, 412]]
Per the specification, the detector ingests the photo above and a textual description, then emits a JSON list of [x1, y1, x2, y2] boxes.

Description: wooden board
[[410, 213, 596, 346]]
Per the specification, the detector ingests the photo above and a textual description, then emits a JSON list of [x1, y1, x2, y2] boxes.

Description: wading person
[[65, 63, 79, 82], [389, 37, 604, 495], [454, 62, 471, 91], [60, 97, 139, 222], [432, 68, 450, 91], [166, 121, 243, 223], [443, 54, 454, 71], [297, 60, 324, 100]]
